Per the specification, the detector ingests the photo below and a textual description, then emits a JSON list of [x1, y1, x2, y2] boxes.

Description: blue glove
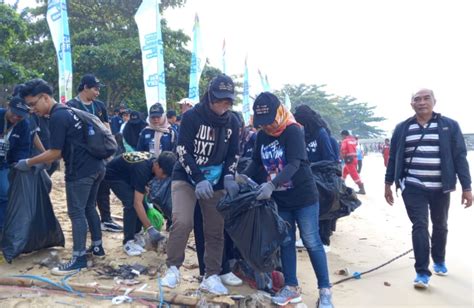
[[224, 174, 239, 198], [256, 181, 276, 200], [195, 180, 214, 200], [14, 159, 30, 171]]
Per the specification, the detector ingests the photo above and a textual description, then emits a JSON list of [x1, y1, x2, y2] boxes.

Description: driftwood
[[0, 277, 234, 307]]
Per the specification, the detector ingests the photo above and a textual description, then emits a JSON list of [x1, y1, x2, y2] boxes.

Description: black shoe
[[101, 220, 123, 232], [51, 255, 87, 276], [86, 244, 106, 258]]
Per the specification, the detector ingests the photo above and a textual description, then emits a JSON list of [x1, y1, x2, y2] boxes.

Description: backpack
[[52, 104, 117, 159]]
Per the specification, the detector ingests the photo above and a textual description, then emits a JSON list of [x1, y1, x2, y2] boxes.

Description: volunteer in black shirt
[[104, 151, 167, 256], [161, 75, 240, 295], [17, 79, 105, 276], [240, 92, 334, 308]]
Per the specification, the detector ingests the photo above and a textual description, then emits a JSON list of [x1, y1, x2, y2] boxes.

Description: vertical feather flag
[[284, 91, 292, 111], [222, 38, 226, 74], [188, 14, 205, 104], [242, 56, 251, 125], [46, 0, 73, 104], [135, 0, 167, 112], [258, 69, 271, 92]]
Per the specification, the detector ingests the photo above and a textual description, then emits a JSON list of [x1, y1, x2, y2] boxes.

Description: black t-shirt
[[105, 152, 154, 193], [253, 124, 318, 210], [50, 104, 105, 181], [67, 98, 109, 123]]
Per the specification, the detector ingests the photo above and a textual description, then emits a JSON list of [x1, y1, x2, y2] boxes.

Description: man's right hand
[[385, 184, 394, 205]]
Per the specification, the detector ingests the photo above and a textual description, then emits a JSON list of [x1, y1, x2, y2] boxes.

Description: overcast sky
[[8, 0, 474, 134], [164, 0, 474, 134]]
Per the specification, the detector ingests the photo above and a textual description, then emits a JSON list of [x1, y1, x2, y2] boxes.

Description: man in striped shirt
[[384, 88, 472, 289]]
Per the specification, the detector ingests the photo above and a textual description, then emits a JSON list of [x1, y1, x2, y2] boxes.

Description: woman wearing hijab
[[137, 103, 177, 156], [122, 111, 146, 152], [294, 104, 340, 252], [237, 92, 334, 307]]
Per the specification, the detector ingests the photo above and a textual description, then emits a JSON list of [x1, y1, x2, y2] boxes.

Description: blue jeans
[[107, 180, 143, 245], [0, 167, 10, 230], [279, 203, 331, 289], [65, 170, 104, 256]]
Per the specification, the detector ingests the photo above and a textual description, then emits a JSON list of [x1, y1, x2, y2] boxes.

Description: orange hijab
[[263, 104, 300, 137]]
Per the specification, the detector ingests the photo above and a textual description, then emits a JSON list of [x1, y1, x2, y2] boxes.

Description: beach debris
[[95, 263, 149, 280], [335, 268, 350, 276], [384, 281, 391, 287], [38, 251, 60, 269], [111, 288, 133, 305]]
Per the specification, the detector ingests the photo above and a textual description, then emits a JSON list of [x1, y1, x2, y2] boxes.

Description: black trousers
[[402, 185, 450, 276], [96, 179, 112, 222]]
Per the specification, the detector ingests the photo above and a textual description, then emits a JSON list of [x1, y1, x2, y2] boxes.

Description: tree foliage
[[275, 84, 385, 138]]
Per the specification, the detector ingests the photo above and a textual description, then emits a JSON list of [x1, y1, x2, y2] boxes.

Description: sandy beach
[[1, 152, 472, 307]]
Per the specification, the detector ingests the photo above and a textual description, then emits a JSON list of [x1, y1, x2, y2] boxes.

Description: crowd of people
[[0, 73, 472, 306]]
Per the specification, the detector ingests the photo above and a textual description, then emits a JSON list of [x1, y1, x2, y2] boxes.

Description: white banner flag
[[47, 0, 73, 104], [135, 0, 167, 112]]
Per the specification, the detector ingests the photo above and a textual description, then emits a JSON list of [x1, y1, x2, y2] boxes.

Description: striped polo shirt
[[403, 117, 442, 190]]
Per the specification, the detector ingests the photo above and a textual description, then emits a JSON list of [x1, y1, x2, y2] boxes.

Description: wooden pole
[[0, 277, 234, 306]]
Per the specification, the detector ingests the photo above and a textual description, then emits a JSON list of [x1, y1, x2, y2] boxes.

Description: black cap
[[9, 96, 30, 117], [252, 92, 280, 127], [80, 74, 104, 89], [341, 130, 350, 136], [129, 111, 141, 124], [166, 110, 177, 118], [149, 103, 164, 117], [209, 74, 235, 101]]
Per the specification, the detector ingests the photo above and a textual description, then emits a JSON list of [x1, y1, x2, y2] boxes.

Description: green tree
[[0, 3, 40, 103]]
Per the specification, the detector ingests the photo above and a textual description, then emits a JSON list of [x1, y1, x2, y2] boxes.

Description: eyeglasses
[[27, 95, 43, 107]]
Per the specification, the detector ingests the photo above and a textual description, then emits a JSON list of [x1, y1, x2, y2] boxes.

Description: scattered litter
[[384, 281, 391, 287], [182, 263, 199, 270], [37, 251, 60, 269], [111, 288, 133, 305], [95, 263, 149, 280], [359, 238, 367, 240], [335, 268, 350, 276], [114, 277, 141, 286]]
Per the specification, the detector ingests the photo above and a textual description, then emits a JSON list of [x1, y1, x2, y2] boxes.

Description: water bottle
[[88, 124, 95, 136], [149, 139, 155, 155]]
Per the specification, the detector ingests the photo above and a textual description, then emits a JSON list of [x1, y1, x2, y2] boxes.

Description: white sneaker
[[200, 274, 229, 295], [220, 272, 243, 286], [323, 245, 331, 253], [123, 240, 145, 256], [161, 266, 180, 288], [295, 238, 304, 248]]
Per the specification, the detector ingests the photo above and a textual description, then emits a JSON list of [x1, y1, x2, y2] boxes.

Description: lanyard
[[75, 96, 96, 115]]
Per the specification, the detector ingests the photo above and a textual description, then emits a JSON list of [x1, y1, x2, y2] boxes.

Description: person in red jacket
[[382, 138, 390, 167], [340, 130, 365, 194]]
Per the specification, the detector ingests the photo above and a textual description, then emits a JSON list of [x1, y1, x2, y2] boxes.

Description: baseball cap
[[9, 96, 30, 117], [149, 103, 164, 117], [166, 110, 177, 118], [252, 92, 280, 127], [177, 98, 196, 106], [79, 74, 105, 89], [209, 74, 235, 101]]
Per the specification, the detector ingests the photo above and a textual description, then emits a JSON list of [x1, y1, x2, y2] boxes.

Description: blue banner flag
[[242, 56, 251, 125], [135, 0, 167, 112], [188, 14, 205, 104], [258, 69, 271, 92], [47, 0, 73, 104]]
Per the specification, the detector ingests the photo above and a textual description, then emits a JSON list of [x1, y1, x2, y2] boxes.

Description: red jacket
[[340, 136, 357, 158]]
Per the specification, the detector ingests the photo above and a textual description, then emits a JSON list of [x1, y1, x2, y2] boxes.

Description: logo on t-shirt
[[307, 140, 317, 153], [260, 140, 293, 190]]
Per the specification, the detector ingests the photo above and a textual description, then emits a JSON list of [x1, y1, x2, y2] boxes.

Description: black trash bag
[[217, 181, 289, 273], [2, 169, 65, 263], [310, 161, 361, 220]]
